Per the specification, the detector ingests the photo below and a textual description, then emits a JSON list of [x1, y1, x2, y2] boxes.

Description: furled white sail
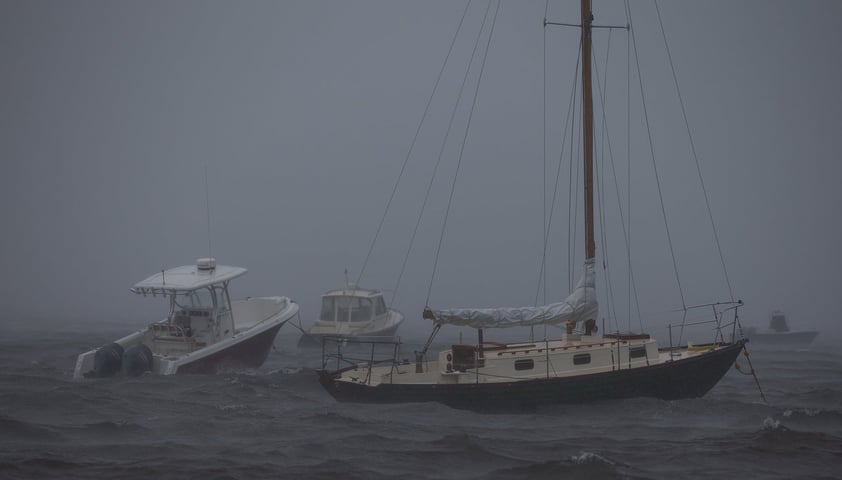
[[429, 260, 598, 328]]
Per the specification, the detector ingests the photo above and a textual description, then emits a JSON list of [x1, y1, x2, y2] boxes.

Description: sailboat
[[318, 0, 748, 411]]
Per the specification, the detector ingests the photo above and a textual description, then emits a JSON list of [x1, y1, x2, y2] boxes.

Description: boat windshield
[[320, 296, 373, 323], [173, 288, 215, 310]]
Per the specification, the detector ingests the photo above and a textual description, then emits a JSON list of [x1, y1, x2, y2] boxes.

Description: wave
[[482, 454, 640, 480], [753, 419, 842, 446], [0, 416, 64, 442], [58, 420, 150, 437], [779, 406, 842, 430], [299, 410, 377, 429], [780, 386, 842, 403], [428, 432, 502, 458], [273, 459, 394, 480]]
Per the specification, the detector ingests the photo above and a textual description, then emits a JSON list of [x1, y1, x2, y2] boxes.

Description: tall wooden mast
[[581, 0, 596, 260]]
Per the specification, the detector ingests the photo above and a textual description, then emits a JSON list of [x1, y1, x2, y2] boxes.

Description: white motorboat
[[298, 282, 404, 347], [74, 258, 299, 378], [743, 310, 818, 348]]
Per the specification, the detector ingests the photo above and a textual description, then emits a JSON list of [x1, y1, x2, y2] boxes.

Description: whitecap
[[761, 416, 782, 429], [570, 451, 615, 465]]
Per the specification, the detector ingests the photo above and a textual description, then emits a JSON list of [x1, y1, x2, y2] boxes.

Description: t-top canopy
[[131, 259, 247, 295]]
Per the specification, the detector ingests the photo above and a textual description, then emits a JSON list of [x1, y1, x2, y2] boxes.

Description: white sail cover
[[430, 260, 598, 329]]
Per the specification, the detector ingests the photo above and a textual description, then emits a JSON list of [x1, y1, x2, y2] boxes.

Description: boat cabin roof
[[322, 285, 383, 299], [131, 259, 246, 295]]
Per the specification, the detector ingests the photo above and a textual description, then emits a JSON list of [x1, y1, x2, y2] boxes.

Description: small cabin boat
[[298, 282, 404, 347], [74, 258, 299, 378], [743, 310, 818, 348]]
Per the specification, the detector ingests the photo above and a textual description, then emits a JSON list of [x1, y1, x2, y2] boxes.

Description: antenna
[[204, 165, 213, 258]]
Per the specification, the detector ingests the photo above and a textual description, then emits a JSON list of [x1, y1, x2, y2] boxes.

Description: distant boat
[[298, 280, 404, 347], [74, 258, 299, 378], [317, 0, 748, 411], [743, 310, 818, 348]]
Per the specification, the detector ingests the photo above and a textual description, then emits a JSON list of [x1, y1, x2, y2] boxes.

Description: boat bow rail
[[320, 336, 407, 381]]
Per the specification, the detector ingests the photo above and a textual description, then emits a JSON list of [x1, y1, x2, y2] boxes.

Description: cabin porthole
[[630, 346, 647, 359], [573, 353, 591, 365], [514, 359, 534, 371]]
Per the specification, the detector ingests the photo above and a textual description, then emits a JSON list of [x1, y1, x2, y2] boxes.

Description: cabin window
[[350, 298, 372, 322], [332, 296, 373, 323], [630, 346, 647, 359], [320, 297, 335, 321], [322, 296, 377, 322], [514, 359, 534, 371], [573, 353, 591, 365], [375, 296, 387, 316]]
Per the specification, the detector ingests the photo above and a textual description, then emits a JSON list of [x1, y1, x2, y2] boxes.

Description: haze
[[1, 0, 840, 346]]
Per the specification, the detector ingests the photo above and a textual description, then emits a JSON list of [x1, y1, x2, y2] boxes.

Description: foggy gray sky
[[1, 1, 840, 344]]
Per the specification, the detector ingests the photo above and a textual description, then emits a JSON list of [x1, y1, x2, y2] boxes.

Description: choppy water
[[1, 324, 840, 480]]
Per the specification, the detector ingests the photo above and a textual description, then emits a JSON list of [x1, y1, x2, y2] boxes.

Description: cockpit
[[319, 294, 387, 323]]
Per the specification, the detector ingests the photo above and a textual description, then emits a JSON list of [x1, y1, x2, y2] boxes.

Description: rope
[[390, 1, 493, 309], [653, 0, 734, 301], [536, 40, 581, 341], [542, 0, 550, 308], [277, 311, 306, 351], [535, 0, 551, 343], [593, 31, 620, 334], [625, 0, 632, 332], [569, 76, 583, 291], [592, 30, 644, 333], [355, 0, 473, 288], [426, 0, 502, 306], [534, 39, 581, 307], [628, 2, 686, 310], [735, 344, 767, 403], [566, 59, 579, 294]]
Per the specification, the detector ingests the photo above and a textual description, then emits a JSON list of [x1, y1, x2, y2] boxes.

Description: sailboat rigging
[[317, 0, 750, 411]]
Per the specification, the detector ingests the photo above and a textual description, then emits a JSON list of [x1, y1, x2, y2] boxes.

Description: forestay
[[430, 260, 598, 328]]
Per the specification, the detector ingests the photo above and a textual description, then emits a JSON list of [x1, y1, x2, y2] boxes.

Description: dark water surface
[[1, 325, 840, 480]]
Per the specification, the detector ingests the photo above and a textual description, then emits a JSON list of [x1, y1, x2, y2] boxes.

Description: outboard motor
[[92, 343, 124, 377], [122, 343, 153, 377]]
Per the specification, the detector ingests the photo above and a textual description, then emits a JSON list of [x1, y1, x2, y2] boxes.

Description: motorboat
[[74, 258, 299, 377], [743, 310, 818, 348], [298, 282, 404, 347]]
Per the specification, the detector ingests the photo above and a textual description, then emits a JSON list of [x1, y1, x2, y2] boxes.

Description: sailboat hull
[[318, 340, 745, 411]]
